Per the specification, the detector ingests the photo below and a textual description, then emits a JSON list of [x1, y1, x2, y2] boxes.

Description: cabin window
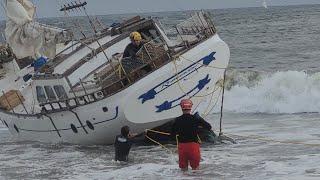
[[36, 86, 47, 103], [44, 86, 57, 101], [53, 85, 68, 100]]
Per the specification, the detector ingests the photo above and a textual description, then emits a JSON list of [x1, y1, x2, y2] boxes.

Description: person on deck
[[114, 126, 138, 162], [123, 31, 143, 59], [171, 99, 212, 171], [122, 31, 152, 78]]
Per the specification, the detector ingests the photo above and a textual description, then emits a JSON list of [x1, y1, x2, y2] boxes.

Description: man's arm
[[123, 45, 130, 58], [128, 133, 144, 143], [171, 120, 178, 138], [114, 136, 119, 147]]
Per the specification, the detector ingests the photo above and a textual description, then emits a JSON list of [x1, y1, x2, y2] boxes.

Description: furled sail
[[4, 0, 72, 59]]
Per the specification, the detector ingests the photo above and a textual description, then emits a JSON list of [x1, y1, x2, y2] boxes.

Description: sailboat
[[262, 0, 268, 9], [0, 0, 230, 144]]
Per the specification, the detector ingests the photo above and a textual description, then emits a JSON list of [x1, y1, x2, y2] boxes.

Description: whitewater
[[1, 4, 320, 180]]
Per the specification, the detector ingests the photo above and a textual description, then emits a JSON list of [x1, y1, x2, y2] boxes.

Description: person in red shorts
[[171, 99, 212, 171]]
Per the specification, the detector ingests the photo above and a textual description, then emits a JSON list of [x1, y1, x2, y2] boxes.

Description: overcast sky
[[1, 0, 320, 19]]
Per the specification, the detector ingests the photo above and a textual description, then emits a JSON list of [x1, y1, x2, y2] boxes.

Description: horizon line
[[0, 3, 319, 21]]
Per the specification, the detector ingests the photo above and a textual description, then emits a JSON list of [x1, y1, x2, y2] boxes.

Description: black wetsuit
[[123, 42, 143, 58], [171, 114, 212, 143], [114, 135, 132, 161], [122, 42, 152, 74]]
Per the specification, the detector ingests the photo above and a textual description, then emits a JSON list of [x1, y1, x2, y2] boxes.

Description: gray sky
[[1, 0, 320, 19]]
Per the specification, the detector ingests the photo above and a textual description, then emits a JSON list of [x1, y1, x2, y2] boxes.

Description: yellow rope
[[172, 56, 222, 98], [197, 134, 202, 144], [145, 134, 175, 154], [171, 54, 227, 118], [145, 129, 170, 136], [203, 88, 223, 118], [144, 129, 181, 154], [176, 135, 179, 150], [117, 65, 122, 78], [145, 129, 173, 152], [145, 129, 205, 154]]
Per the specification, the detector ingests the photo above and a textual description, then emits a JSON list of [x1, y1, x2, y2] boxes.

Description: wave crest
[[223, 70, 320, 113]]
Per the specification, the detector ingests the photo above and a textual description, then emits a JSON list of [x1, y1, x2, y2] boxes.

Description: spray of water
[[223, 71, 320, 114]]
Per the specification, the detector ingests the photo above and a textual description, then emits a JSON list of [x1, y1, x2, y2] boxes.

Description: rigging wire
[[171, 53, 227, 119], [172, 55, 224, 97], [0, 0, 7, 19]]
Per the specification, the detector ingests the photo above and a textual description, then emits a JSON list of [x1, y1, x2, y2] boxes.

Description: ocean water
[[1, 4, 320, 179]]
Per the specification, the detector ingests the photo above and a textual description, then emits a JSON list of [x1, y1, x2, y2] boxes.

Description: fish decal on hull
[[155, 74, 211, 112], [138, 52, 216, 103]]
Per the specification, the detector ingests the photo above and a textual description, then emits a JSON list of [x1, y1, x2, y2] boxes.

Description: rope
[[145, 129, 170, 136], [172, 56, 222, 98], [203, 87, 222, 118], [171, 53, 228, 118], [145, 129, 204, 154], [145, 134, 175, 154], [197, 134, 202, 144], [144, 129, 175, 154], [175, 135, 179, 150]]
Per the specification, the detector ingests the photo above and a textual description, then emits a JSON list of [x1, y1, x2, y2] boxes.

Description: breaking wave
[[223, 70, 320, 114]]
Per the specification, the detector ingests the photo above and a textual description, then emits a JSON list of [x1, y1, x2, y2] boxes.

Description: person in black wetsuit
[[121, 31, 152, 81], [171, 99, 212, 171], [122, 31, 151, 76], [114, 126, 137, 162], [123, 31, 143, 59]]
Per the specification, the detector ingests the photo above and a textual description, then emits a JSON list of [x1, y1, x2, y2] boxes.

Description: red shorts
[[178, 142, 200, 170]]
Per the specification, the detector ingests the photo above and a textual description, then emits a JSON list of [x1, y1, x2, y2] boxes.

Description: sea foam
[[223, 70, 320, 114]]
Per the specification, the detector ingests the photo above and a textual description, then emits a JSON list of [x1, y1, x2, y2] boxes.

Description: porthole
[[96, 91, 104, 99], [13, 124, 19, 133], [86, 121, 94, 130], [102, 107, 108, 112], [71, 124, 78, 133]]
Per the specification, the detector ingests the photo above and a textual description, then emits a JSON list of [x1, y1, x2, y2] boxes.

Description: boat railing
[[33, 73, 64, 80], [172, 11, 216, 52], [177, 11, 216, 37], [97, 37, 170, 87], [38, 38, 171, 113]]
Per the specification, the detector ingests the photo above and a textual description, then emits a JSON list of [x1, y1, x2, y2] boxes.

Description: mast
[[59, 1, 123, 85]]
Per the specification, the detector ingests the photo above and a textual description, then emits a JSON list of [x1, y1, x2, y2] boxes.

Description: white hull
[[0, 35, 229, 145]]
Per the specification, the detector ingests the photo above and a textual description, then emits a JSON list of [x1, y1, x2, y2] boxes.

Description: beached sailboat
[[0, 0, 230, 144]]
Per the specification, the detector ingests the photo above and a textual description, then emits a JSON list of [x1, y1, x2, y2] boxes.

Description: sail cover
[[5, 0, 71, 59]]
